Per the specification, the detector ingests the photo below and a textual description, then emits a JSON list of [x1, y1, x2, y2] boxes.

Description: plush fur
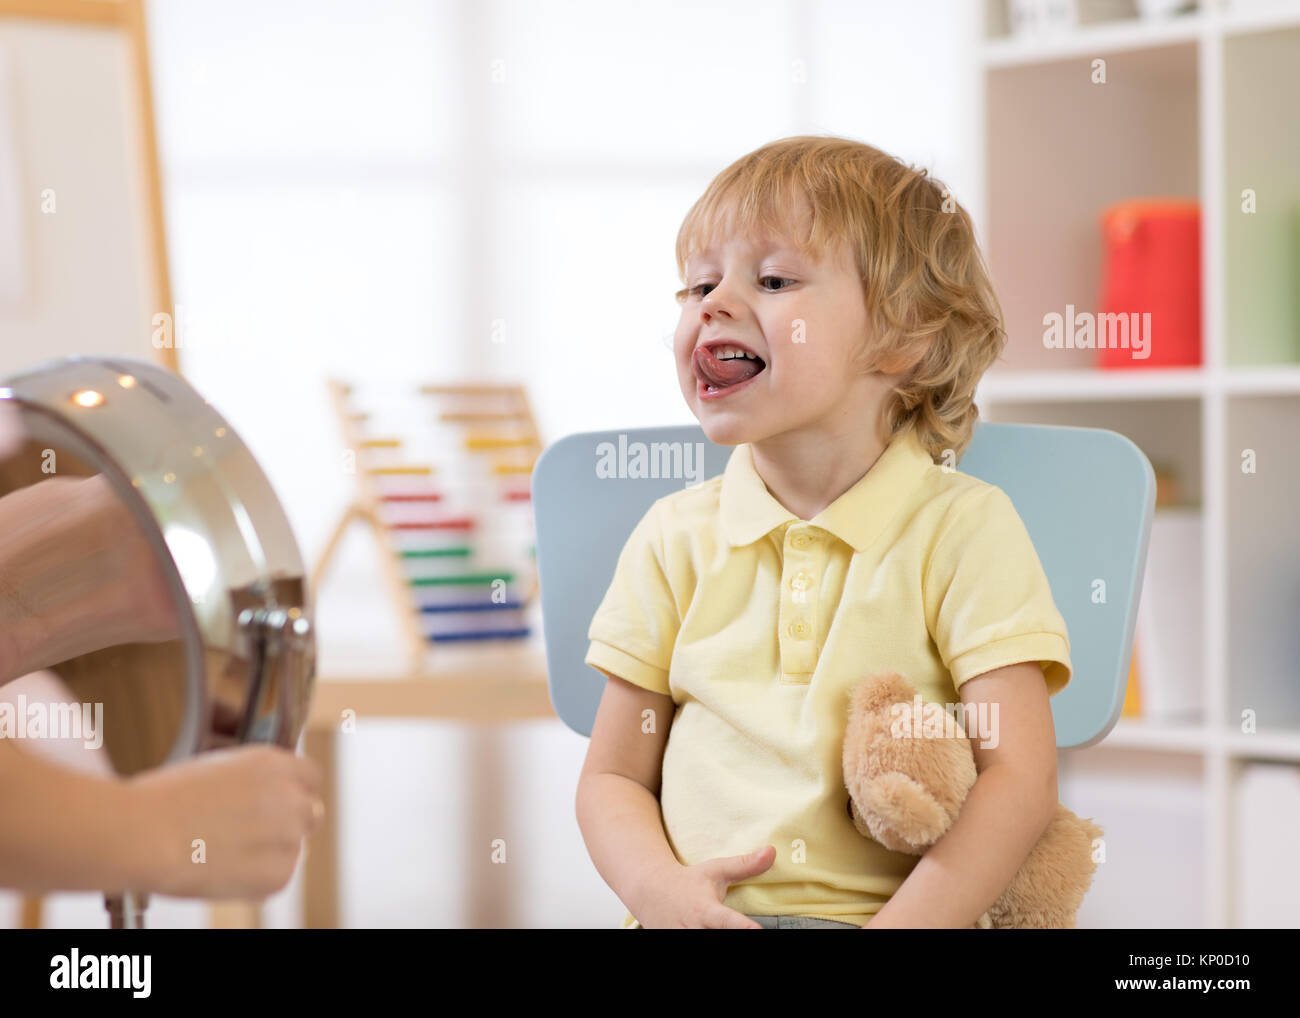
[[842, 670, 1103, 929]]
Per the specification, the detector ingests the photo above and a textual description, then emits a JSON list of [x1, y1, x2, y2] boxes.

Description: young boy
[[576, 136, 1072, 930]]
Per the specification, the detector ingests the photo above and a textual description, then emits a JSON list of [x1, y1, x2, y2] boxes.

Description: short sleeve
[[923, 485, 1073, 698], [583, 499, 680, 698]]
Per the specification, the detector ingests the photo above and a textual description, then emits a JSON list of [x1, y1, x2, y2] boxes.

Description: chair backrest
[[532, 420, 1155, 749]]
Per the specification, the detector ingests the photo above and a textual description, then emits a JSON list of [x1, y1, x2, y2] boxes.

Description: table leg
[[466, 725, 512, 928], [208, 900, 261, 928], [19, 896, 42, 928], [304, 726, 339, 928]]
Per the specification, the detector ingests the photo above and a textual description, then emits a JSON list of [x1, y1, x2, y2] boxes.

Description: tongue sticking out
[[693, 347, 764, 388]]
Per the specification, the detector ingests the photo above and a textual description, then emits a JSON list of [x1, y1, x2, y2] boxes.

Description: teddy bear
[[842, 669, 1103, 929]]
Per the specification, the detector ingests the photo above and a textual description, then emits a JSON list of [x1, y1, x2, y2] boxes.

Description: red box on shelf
[[1098, 199, 1201, 369]]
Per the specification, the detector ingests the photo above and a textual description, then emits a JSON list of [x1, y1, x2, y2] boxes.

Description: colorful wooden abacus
[[312, 379, 542, 672]]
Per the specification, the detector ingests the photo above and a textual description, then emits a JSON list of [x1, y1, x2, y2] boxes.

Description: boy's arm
[[863, 661, 1059, 929], [575, 673, 680, 919]]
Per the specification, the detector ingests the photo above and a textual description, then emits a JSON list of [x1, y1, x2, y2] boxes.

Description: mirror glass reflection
[[0, 387, 313, 782], [0, 419, 191, 777]]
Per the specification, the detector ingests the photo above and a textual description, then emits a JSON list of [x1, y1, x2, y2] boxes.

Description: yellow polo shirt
[[583, 425, 1072, 929]]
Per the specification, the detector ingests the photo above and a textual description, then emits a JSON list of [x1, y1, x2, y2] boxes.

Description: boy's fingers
[[711, 845, 775, 882], [711, 906, 760, 929]]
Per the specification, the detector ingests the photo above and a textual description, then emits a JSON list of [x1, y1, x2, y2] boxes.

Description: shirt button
[[787, 620, 809, 638], [791, 533, 812, 550], [791, 571, 811, 591]]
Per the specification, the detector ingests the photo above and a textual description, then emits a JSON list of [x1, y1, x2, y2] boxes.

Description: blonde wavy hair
[[674, 135, 1006, 463]]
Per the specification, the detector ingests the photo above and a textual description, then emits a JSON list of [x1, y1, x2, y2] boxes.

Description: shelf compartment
[[1060, 749, 1206, 928], [1223, 24, 1300, 367], [979, 397, 1204, 508], [1231, 759, 1300, 927], [986, 42, 1200, 371], [1225, 395, 1300, 729]]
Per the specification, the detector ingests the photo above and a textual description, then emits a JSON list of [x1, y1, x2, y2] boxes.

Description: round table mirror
[[0, 356, 315, 926]]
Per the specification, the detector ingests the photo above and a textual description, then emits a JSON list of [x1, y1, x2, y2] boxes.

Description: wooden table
[[208, 640, 555, 929]]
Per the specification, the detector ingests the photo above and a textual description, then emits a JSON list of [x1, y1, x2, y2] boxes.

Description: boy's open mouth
[[692, 345, 766, 393]]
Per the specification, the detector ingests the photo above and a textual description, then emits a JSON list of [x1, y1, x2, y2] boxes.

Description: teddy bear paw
[[849, 771, 954, 854]]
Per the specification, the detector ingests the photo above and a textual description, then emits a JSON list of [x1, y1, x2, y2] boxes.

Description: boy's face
[[674, 219, 883, 448]]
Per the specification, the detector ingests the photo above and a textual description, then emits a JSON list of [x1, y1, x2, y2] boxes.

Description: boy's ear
[[873, 351, 912, 374], [872, 349, 922, 376], [855, 328, 922, 376]]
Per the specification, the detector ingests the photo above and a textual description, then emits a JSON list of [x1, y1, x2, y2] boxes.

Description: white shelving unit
[[975, 0, 1300, 928]]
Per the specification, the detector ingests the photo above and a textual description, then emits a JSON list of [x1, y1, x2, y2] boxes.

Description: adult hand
[[125, 743, 323, 899]]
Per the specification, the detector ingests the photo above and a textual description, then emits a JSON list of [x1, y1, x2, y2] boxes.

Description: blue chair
[[532, 420, 1155, 749]]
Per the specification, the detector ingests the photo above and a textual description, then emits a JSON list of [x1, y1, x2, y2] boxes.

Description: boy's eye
[[675, 277, 795, 303]]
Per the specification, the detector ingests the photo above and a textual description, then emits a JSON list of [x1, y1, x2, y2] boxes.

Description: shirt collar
[[720, 427, 935, 552]]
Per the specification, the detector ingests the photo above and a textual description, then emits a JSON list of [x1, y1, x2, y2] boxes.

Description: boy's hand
[[635, 844, 776, 929], [124, 744, 323, 899]]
